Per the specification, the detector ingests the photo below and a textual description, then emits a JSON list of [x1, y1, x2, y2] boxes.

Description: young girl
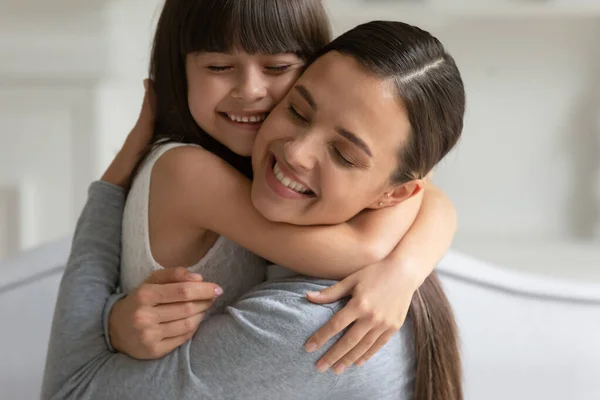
[[109, 0, 457, 373]]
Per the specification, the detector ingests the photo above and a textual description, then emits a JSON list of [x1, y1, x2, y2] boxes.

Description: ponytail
[[409, 272, 462, 400]]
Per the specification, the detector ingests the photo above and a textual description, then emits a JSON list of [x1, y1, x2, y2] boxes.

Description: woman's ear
[[368, 179, 425, 209]]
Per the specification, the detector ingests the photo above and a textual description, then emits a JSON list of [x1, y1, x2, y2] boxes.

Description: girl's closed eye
[[265, 65, 293, 73], [207, 65, 233, 72]]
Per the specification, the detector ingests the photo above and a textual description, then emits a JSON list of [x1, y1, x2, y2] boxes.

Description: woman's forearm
[[41, 181, 126, 399]]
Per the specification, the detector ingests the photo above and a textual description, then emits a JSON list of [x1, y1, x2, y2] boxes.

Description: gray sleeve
[[41, 181, 126, 399], [42, 181, 338, 400], [102, 292, 126, 352]]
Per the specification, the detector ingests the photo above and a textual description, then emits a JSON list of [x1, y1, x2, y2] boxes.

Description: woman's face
[[251, 51, 412, 226]]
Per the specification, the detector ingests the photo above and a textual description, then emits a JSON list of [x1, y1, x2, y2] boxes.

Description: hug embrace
[[42, 1, 465, 399]]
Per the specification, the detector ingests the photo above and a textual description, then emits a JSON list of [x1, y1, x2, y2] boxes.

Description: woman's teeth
[[273, 162, 311, 194], [226, 113, 267, 123]]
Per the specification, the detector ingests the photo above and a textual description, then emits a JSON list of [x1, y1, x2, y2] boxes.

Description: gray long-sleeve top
[[41, 181, 415, 400]]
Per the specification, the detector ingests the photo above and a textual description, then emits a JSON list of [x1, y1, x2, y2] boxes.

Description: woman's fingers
[[134, 281, 223, 306], [153, 331, 196, 358], [159, 313, 205, 339], [155, 300, 213, 323], [138, 78, 156, 133], [144, 267, 202, 285]]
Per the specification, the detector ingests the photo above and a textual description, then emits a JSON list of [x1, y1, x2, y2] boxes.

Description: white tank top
[[120, 142, 266, 314]]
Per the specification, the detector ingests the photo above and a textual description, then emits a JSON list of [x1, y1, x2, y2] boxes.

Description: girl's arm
[[305, 181, 457, 373], [152, 146, 421, 279]]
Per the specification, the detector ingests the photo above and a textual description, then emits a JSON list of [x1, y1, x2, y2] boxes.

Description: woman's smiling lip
[[264, 153, 317, 199]]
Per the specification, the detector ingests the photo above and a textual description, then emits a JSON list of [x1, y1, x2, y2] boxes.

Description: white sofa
[[1, 238, 599, 400]]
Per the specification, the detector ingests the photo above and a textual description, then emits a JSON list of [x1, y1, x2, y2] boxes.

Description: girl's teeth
[[227, 113, 266, 123], [273, 162, 310, 194]]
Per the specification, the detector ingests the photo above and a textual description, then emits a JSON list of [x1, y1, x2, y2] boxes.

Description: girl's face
[[251, 51, 416, 226], [186, 50, 305, 156]]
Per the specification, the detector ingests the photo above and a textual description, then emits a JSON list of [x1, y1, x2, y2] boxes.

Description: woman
[[43, 21, 464, 400]]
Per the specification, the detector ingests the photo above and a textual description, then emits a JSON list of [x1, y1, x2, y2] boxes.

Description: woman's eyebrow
[[336, 127, 372, 157], [294, 85, 317, 110], [294, 84, 372, 157]]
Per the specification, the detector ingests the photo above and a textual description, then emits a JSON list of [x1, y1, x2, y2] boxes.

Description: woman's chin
[[251, 190, 285, 222], [254, 202, 289, 223]]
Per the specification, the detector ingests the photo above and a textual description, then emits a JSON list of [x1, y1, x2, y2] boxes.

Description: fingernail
[[188, 273, 203, 281], [305, 342, 317, 353], [214, 287, 223, 296], [316, 361, 330, 373], [356, 359, 366, 367], [334, 364, 346, 375], [307, 291, 320, 297]]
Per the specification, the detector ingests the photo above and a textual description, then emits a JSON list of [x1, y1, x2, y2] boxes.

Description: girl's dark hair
[[316, 21, 465, 400], [143, 0, 331, 178]]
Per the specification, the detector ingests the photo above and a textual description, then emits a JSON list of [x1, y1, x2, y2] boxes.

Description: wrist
[[386, 256, 428, 288], [101, 150, 137, 189], [107, 299, 125, 352]]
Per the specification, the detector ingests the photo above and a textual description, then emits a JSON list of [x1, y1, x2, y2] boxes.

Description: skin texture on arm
[[41, 182, 338, 400], [151, 146, 422, 280], [384, 182, 457, 284]]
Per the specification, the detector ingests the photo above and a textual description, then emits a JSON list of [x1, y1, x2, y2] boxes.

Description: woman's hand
[[305, 259, 421, 374], [101, 79, 156, 189], [108, 267, 223, 359]]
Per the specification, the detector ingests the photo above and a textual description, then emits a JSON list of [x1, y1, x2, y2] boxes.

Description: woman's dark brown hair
[[313, 21, 465, 400], [143, 0, 331, 178]]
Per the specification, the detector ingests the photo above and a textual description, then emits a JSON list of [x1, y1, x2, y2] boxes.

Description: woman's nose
[[283, 134, 317, 172]]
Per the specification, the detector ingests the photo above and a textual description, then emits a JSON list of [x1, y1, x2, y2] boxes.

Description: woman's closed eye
[[287, 104, 309, 124], [329, 145, 356, 168]]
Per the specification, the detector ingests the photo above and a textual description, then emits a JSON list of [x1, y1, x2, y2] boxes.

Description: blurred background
[[1, 0, 599, 282]]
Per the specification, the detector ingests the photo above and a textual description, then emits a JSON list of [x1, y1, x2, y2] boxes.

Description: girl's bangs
[[181, 0, 328, 58]]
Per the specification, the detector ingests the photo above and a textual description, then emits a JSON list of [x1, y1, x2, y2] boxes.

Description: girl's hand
[[108, 267, 223, 359], [101, 79, 156, 189], [305, 259, 421, 374]]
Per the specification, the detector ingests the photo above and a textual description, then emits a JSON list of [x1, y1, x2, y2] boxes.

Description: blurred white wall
[[1, 0, 599, 280]]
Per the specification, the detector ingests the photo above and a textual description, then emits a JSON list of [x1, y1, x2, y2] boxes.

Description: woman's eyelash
[[331, 147, 355, 168], [287, 105, 309, 123], [286, 106, 355, 168]]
